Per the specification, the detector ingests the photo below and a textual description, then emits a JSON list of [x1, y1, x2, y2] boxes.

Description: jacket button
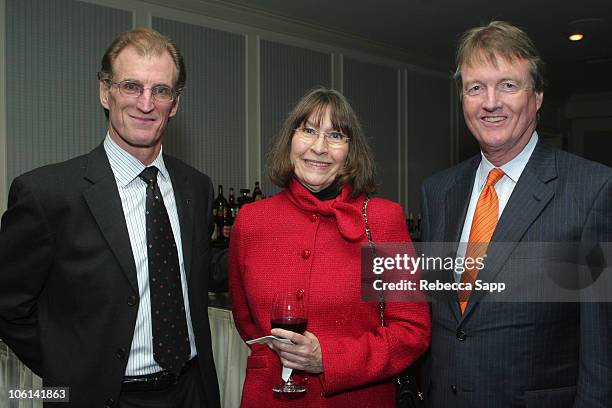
[[450, 385, 457, 394], [127, 295, 137, 307], [309, 214, 319, 222], [456, 329, 466, 341], [105, 398, 115, 408], [116, 348, 126, 359], [301, 250, 311, 259]]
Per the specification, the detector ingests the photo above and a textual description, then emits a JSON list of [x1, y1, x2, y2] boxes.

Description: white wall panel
[[260, 40, 331, 196], [5, 0, 131, 184], [344, 58, 399, 201], [154, 17, 247, 192], [406, 70, 453, 214]]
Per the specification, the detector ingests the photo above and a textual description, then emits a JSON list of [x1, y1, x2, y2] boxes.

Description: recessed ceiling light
[[568, 32, 584, 41], [567, 18, 604, 42]]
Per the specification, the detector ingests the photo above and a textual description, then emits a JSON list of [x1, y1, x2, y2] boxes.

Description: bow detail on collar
[[287, 178, 365, 241]]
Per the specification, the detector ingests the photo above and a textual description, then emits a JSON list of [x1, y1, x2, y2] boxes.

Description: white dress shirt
[[104, 134, 197, 375], [455, 132, 539, 281]]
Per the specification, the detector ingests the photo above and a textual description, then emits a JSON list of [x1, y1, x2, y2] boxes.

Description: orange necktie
[[459, 168, 505, 313]]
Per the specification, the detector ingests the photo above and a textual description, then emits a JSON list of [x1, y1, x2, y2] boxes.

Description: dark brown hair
[[266, 87, 376, 197], [454, 21, 545, 94]]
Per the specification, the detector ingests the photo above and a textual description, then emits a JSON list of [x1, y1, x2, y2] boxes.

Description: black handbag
[[362, 197, 425, 408]]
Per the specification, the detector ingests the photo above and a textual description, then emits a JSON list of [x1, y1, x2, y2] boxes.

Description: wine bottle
[[253, 181, 264, 201], [213, 185, 228, 243], [238, 188, 253, 208], [228, 187, 238, 219]]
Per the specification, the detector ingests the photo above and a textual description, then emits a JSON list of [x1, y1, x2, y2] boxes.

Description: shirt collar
[[103, 133, 169, 188], [476, 131, 539, 189]]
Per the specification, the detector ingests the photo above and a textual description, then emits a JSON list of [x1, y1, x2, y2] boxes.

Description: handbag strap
[[362, 196, 386, 327], [363, 198, 425, 403]]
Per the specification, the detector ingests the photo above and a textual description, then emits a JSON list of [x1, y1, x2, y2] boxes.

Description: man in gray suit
[[421, 21, 611, 407]]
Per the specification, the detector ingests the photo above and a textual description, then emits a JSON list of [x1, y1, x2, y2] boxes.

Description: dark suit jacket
[[0, 145, 221, 407], [420, 140, 612, 408]]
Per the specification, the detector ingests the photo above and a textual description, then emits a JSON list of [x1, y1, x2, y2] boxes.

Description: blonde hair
[[454, 21, 545, 93]]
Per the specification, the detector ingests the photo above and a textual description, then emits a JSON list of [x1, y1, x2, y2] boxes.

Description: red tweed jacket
[[229, 179, 430, 407]]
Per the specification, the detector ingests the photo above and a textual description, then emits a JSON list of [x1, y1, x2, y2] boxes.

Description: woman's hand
[[270, 329, 323, 374]]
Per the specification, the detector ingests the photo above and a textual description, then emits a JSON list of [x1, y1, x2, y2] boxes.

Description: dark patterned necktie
[[139, 166, 190, 375]]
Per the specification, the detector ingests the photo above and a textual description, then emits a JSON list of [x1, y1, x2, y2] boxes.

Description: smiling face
[[290, 106, 349, 192], [461, 54, 543, 166], [99, 46, 180, 165]]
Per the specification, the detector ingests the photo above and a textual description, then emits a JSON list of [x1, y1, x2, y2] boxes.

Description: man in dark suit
[[0, 28, 221, 407], [421, 21, 611, 407]]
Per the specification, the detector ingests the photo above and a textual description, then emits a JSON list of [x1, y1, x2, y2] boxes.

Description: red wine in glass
[[270, 292, 307, 396], [270, 317, 307, 334]]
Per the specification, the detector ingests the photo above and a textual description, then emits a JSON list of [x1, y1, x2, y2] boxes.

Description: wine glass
[[270, 291, 307, 395]]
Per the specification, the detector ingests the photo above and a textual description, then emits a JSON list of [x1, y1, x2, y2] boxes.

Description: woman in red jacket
[[229, 87, 430, 407]]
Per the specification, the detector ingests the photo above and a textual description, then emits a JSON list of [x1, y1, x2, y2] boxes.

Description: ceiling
[[217, 0, 612, 103]]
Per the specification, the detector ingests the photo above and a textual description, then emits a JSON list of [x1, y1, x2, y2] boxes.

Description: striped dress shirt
[[103, 134, 197, 376], [455, 132, 539, 281]]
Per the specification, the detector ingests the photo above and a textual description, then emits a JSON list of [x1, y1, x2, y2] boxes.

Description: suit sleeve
[[420, 183, 431, 243], [317, 202, 431, 395], [0, 176, 54, 375], [209, 248, 229, 292], [575, 175, 612, 407]]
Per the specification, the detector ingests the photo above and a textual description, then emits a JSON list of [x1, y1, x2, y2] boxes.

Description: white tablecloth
[[0, 307, 249, 408], [0, 340, 43, 408], [208, 306, 249, 408]]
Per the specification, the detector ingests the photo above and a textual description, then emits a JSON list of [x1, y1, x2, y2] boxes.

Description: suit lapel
[[82, 145, 139, 293], [444, 157, 480, 320], [463, 141, 557, 316], [445, 157, 480, 243], [165, 157, 195, 280]]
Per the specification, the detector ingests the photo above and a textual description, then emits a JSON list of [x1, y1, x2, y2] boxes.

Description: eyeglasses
[[108, 80, 178, 103], [463, 81, 532, 98], [295, 127, 350, 147]]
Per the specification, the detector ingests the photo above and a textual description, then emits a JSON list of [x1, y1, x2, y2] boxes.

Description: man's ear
[[99, 81, 110, 110], [535, 90, 543, 111], [169, 94, 180, 118]]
